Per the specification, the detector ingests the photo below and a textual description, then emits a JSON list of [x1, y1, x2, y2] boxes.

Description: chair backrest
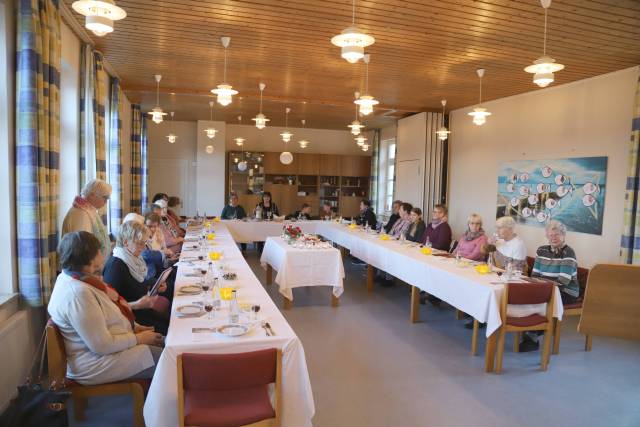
[[180, 348, 278, 391], [526, 256, 535, 277], [579, 264, 640, 341], [45, 320, 68, 384], [506, 283, 554, 305], [448, 240, 458, 254], [577, 266, 589, 296]]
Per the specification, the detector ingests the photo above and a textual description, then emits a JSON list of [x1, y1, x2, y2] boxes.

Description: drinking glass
[[203, 292, 214, 320], [251, 304, 261, 322]]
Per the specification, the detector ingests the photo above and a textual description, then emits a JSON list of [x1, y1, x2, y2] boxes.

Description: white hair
[[546, 220, 567, 236], [116, 221, 149, 247], [123, 212, 144, 224], [495, 216, 516, 230], [81, 179, 112, 198]]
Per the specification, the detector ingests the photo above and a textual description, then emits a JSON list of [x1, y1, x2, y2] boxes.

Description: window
[[375, 138, 396, 216]]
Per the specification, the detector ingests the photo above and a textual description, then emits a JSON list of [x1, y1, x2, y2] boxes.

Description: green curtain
[[15, 0, 61, 306], [621, 75, 640, 264], [108, 77, 123, 231]]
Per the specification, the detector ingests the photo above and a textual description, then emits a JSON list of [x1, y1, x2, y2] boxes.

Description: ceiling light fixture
[[348, 91, 365, 135], [524, 0, 564, 88], [204, 101, 218, 139], [234, 116, 245, 146], [280, 107, 293, 142], [211, 37, 238, 106], [468, 69, 491, 126], [298, 119, 310, 149], [252, 83, 270, 129], [331, 0, 374, 63], [435, 99, 451, 141], [355, 134, 367, 146], [148, 74, 167, 124], [361, 143, 370, 152], [354, 54, 379, 116], [166, 111, 177, 143], [72, 0, 126, 37]]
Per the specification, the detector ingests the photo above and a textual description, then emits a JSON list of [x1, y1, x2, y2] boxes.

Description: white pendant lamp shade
[[237, 161, 248, 171], [280, 107, 293, 142], [204, 101, 218, 139], [348, 120, 364, 135], [298, 119, 310, 148], [211, 37, 238, 106], [253, 83, 270, 129], [468, 69, 491, 126], [435, 99, 451, 141], [280, 152, 293, 165], [355, 55, 378, 116], [524, 0, 564, 88], [148, 75, 166, 124], [72, 0, 126, 37], [355, 134, 367, 146], [361, 143, 370, 152], [331, 0, 374, 63], [280, 130, 293, 143], [205, 145, 214, 154], [166, 111, 177, 143], [235, 137, 245, 146]]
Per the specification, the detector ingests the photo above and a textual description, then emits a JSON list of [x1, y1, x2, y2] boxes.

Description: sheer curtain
[[621, 75, 640, 265]]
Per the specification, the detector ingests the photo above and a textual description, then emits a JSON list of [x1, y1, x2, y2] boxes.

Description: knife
[[265, 322, 276, 336]]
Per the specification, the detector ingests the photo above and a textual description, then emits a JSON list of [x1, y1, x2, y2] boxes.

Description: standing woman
[[62, 179, 113, 260], [255, 191, 279, 219], [405, 208, 426, 243], [454, 213, 488, 261]]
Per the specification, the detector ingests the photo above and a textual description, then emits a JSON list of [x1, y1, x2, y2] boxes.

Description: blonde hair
[[117, 221, 149, 247], [495, 216, 516, 230], [467, 213, 483, 227], [80, 179, 112, 199]]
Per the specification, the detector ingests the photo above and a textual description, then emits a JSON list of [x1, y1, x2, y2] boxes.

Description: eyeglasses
[[469, 222, 482, 225], [101, 195, 110, 201]]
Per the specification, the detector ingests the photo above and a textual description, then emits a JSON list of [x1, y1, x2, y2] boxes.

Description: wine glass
[[203, 293, 214, 320], [251, 304, 261, 322]]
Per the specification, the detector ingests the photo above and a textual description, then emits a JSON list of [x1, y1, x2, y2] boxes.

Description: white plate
[[179, 285, 202, 295], [216, 323, 251, 337], [176, 304, 203, 316]]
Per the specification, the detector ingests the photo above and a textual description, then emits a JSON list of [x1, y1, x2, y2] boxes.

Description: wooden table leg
[[266, 264, 273, 285], [366, 265, 374, 292], [410, 286, 420, 323], [331, 294, 339, 307], [283, 297, 293, 310], [484, 331, 497, 373]]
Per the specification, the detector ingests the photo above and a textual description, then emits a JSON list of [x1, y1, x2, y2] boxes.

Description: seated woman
[[48, 231, 164, 385], [167, 196, 183, 225], [287, 203, 312, 220], [356, 199, 377, 229], [319, 202, 335, 220], [255, 191, 279, 220], [389, 203, 412, 238], [220, 192, 247, 219], [152, 201, 184, 253], [103, 222, 170, 335], [405, 208, 426, 243], [144, 212, 176, 263], [489, 216, 527, 272], [384, 200, 402, 234], [454, 213, 488, 262]]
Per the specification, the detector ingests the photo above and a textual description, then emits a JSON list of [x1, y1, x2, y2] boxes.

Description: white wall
[[449, 66, 640, 267], [197, 120, 226, 215]]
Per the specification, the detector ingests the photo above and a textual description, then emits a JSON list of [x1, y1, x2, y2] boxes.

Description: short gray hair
[[467, 213, 483, 227], [546, 220, 567, 236], [496, 216, 516, 230], [80, 179, 112, 199], [117, 221, 149, 247]]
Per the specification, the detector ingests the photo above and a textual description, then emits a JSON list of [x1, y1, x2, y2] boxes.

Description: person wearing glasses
[[62, 179, 113, 260], [453, 213, 488, 262], [221, 192, 247, 220]]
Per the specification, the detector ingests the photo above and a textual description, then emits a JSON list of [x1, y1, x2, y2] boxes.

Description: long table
[[225, 220, 564, 371], [143, 223, 315, 427]]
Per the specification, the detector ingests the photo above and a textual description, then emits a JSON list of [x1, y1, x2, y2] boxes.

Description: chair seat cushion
[[563, 300, 583, 310], [184, 386, 274, 427], [506, 314, 547, 327], [65, 377, 151, 393]]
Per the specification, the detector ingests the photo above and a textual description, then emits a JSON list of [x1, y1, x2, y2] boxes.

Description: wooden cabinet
[[341, 155, 371, 177], [297, 153, 320, 175], [263, 152, 298, 175], [264, 183, 298, 217], [238, 194, 260, 215], [297, 195, 320, 217], [320, 154, 341, 176], [340, 196, 362, 218]]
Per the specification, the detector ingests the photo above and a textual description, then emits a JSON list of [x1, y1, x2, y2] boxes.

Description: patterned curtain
[[621, 75, 640, 265], [79, 45, 106, 187], [141, 116, 149, 208], [108, 77, 123, 232], [130, 104, 144, 212], [15, 0, 61, 306], [369, 129, 381, 212]]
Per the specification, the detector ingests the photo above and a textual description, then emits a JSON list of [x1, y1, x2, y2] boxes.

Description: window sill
[[0, 293, 20, 324]]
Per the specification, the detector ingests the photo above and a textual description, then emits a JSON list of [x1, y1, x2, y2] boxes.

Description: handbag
[[0, 329, 71, 427]]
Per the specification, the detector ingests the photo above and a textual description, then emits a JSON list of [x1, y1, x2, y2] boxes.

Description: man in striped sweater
[[521, 220, 579, 352]]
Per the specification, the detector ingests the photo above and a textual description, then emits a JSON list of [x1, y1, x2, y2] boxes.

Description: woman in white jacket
[[48, 231, 164, 385]]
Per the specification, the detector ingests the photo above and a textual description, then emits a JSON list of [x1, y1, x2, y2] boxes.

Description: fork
[[261, 321, 271, 336]]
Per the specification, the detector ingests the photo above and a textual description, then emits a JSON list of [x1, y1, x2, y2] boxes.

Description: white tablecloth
[[223, 220, 319, 243], [260, 237, 345, 300], [143, 224, 315, 427]]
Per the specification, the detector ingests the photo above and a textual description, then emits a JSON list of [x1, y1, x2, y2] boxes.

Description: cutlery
[[261, 321, 271, 336], [192, 327, 216, 333], [265, 322, 276, 336]]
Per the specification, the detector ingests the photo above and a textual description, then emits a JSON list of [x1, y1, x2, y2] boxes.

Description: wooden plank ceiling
[[62, 0, 640, 129]]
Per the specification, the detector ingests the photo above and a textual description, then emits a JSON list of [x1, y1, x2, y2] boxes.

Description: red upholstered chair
[[552, 266, 591, 354], [495, 282, 556, 374], [45, 320, 147, 427], [177, 349, 282, 427]]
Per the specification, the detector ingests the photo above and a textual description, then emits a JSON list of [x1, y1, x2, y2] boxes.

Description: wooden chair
[[578, 263, 640, 342], [177, 349, 282, 427], [45, 320, 147, 427], [494, 282, 556, 373]]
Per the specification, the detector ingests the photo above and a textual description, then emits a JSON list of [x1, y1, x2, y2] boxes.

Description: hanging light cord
[[479, 75, 483, 105], [352, 0, 355, 25], [364, 61, 369, 93], [156, 79, 160, 106], [543, 8, 548, 56], [285, 109, 288, 127], [223, 46, 228, 83], [259, 88, 263, 113]]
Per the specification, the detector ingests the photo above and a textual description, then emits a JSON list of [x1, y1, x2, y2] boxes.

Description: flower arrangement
[[283, 225, 303, 240]]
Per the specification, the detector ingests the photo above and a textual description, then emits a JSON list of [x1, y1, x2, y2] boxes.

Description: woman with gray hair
[[62, 178, 113, 260], [489, 216, 527, 272], [103, 221, 170, 335]]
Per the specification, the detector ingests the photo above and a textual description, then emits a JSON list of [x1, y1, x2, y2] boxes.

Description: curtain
[[369, 129, 381, 212], [621, 75, 640, 265], [79, 45, 106, 187], [15, 0, 61, 306], [130, 104, 148, 213], [108, 77, 123, 232]]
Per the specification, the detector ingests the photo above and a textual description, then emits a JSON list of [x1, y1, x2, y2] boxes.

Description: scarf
[[73, 196, 110, 257], [431, 218, 444, 228], [66, 270, 135, 327], [463, 229, 485, 241], [113, 246, 148, 283]]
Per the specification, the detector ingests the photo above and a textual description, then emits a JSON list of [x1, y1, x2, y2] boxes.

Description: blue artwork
[[496, 156, 608, 235]]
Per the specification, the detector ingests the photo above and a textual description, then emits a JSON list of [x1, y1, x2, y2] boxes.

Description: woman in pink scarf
[[453, 213, 488, 262]]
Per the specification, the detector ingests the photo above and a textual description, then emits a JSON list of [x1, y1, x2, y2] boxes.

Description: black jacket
[[356, 207, 377, 229], [405, 220, 426, 243], [384, 213, 400, 234]]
